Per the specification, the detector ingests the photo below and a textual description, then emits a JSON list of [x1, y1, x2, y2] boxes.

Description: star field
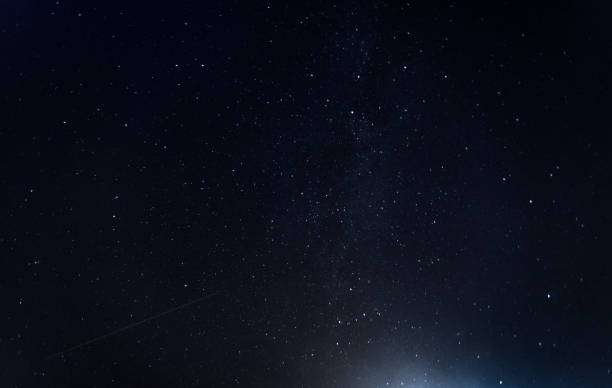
[[1, 1, 612, 387]]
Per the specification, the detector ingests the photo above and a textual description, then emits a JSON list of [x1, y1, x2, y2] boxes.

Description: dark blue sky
[[1, 1, 611, 386]]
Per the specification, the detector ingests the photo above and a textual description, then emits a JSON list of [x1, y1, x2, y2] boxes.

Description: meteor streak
[[46, 292, 218, 359]]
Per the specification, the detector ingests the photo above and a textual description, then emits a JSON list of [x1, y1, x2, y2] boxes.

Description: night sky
[[2, 1, 612, 387]]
